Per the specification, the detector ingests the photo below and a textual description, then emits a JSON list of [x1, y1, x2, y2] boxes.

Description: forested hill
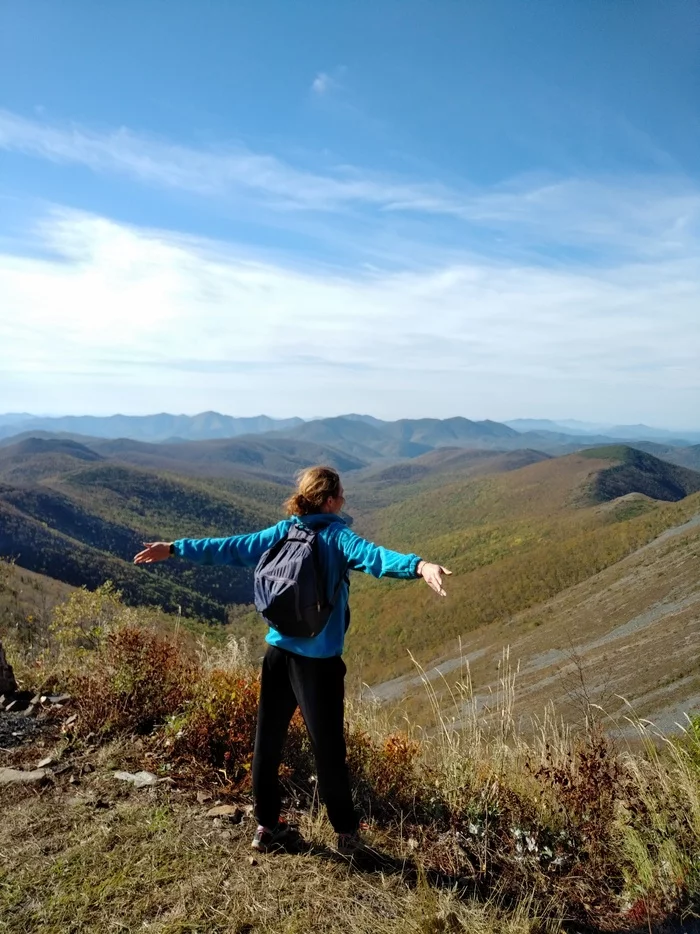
[[2, 431, 700, 645], [0, 445, 288, 622]]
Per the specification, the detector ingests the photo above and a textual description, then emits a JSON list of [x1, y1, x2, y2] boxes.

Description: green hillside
[[3, 435, 700, 689], [0, 438, 104, 483], [343, 450, 700, 683], [0, 499, 226, 619], [628, 441, 700, 473], [375, 495, 700, 734], [0, 559, 74, 633], [0, 454, 288, 621], [346, 448, 551, 511], [86, 436, 366, 482]]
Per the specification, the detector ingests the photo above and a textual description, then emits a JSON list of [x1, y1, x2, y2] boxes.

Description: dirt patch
[[0, 711, 54, 752]]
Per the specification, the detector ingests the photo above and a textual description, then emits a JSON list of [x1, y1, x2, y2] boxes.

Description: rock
[[196, 790, 213, 804], [4, 692, 34, 713], [45, 694, 72, 705], [82, 763, 94, 774], [0, 641, 18, 695], [113, 770, 159, 788], [37, 756, 55, 769], [205, 805, 244, 822], [0, 767, 49, 785], [65, 795, 88, 807], [248, 857, 258, 866]]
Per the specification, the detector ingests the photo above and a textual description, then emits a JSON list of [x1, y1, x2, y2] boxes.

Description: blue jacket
[[173, 513, 422, 658]]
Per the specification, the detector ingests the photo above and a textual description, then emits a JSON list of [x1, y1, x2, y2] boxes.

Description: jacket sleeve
[[172, 521, 288, 567], [336, 527, 421, 579]]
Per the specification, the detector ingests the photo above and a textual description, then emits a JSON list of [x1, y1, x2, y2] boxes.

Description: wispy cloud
[[0, 107, 458, 215], [1, 110, 698, 267], [310, 66, 346, 96], [1, 209, 698, 423], [311, 72, 334, 95]]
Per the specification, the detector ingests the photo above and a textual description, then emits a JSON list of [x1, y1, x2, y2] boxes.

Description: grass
[[2, 590, 699, 933], [0, 792, 559, 934]]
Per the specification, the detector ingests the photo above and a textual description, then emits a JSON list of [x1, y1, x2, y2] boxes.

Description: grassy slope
[[3, 792, 509, 934], [374, 505, 700, 731], [1, 587, 698, 933], [344, 451, 700, 684], [345, 449, 551, 513], [0, 561, 74, 625]]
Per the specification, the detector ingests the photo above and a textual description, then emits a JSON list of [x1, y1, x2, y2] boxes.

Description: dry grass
[[0, 787, 561, 934], [1, 586, 699, 933]]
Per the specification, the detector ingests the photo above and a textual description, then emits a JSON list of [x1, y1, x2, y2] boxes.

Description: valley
[[1, 414, 699, 733]]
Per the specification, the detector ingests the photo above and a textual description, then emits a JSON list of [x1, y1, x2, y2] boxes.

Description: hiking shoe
[[251, 822, 289, 852], [336, 830, 369, 856]]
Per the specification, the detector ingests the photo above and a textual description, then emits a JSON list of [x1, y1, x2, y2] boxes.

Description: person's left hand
[[417, 561, 452, 596]]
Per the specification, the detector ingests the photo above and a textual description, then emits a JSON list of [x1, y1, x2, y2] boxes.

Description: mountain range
[[1, 422, 699, 730], [2, 411, 699, 446], [0, 412, 304, 443]]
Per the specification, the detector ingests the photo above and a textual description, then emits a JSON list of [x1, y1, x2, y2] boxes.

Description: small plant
[[70, 623, 197, 736], [170, 669, 261, 784], [51, 582, 128, 653]]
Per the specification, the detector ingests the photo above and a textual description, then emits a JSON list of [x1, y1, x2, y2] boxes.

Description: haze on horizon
[[1, 2, 699, 428]]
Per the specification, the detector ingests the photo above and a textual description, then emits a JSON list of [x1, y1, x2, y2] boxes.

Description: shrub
[[70, 623, 197, 736], [169, 670, 314, 790], [169, 669, 261, 785], [51, 582, 128, 653], [345, 727, 426, 821]]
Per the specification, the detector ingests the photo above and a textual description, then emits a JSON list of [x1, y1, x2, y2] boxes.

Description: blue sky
[[1, 1, 699, 426]]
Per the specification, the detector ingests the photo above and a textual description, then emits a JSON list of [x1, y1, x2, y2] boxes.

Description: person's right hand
[[133, 542, 173, 565]]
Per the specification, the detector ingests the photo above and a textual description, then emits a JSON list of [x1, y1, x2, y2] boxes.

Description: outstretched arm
[[133, 522, 288, 568], [336, 528, 452, 596]]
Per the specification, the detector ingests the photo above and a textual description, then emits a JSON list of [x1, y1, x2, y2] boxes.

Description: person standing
[[133, 465, 451, 854]]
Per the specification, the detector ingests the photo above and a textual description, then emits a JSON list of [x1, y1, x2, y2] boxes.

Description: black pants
[[252, 645, 358, 834]]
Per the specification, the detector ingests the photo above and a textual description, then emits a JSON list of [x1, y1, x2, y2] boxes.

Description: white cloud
[[0, 209, 698, 424], [311, 72, 333, 95], [1, 110, 699, 424], [311, 66, 348, 96]]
